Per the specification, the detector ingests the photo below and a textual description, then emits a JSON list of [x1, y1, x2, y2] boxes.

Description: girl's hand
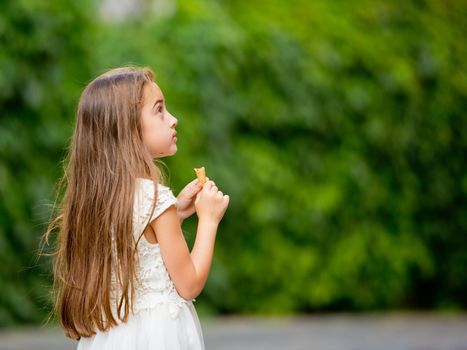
[[176, 178, 203, 223], [195, 179, 230, 225]]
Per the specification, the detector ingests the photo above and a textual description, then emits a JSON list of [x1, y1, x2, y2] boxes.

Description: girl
[[44, 66, 230, 349]]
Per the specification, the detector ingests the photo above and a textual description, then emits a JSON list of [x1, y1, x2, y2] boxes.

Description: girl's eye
[[157, 107, 164, 115]]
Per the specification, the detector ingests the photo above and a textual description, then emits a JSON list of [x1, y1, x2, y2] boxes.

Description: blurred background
[[1, 0, 466, 349]]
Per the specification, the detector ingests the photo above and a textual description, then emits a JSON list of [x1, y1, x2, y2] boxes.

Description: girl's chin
[[153, 146, 177, 158], [167, 145, 178, 156]]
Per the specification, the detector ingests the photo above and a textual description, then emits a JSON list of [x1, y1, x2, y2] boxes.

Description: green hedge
[[94, 0, 466, 313], [0, 0, 94, 325], [0, 0, 466, 324]]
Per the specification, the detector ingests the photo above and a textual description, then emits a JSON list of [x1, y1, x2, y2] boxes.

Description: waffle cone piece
[[194, 166, 207, 187]]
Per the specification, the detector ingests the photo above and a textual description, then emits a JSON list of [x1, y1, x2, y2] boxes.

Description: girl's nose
[[170, 114, 178, 128]]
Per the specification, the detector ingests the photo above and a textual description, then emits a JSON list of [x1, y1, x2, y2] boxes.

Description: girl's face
[[140, 82, 178, 158]]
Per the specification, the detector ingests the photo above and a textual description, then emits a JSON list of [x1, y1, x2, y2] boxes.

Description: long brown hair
[[42, 66, 167, 340]]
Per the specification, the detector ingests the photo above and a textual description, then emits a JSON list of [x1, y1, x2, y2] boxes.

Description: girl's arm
[[150, 205, 218, 300]]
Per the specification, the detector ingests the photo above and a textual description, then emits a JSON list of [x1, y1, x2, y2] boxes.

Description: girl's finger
[[206, 180, 215, 188], [191, 179, 201, 189]]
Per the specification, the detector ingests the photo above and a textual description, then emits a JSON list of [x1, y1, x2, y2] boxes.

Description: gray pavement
[[1, 312, 466, 350]]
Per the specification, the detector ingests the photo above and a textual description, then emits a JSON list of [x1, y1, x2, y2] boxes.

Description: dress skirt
[[77, 301, 205, 350]]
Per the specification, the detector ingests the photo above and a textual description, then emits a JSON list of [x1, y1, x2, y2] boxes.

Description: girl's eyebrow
[[153, 98, 164, 109]]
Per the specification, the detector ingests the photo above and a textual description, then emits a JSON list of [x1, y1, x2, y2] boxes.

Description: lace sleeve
[[150, 184, 178, 222], [136, 179, 178, 226]]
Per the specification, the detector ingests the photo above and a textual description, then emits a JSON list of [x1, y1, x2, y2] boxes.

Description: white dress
[[78, 178, 205, 350]]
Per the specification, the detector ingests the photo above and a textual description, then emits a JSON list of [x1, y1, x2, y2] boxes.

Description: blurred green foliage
[[0, 0, 94, 324], [0, 0, 466, 325]]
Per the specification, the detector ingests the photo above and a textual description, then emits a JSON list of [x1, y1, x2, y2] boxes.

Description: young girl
[[44, 66, 230, 349]]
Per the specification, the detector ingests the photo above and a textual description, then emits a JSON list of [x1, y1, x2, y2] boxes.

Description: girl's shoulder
[[136, 177, 172, 194], [134, 178, 177, 224]]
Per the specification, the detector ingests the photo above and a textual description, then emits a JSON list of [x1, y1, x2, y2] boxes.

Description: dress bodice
[[110, 178, 193, 320]]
